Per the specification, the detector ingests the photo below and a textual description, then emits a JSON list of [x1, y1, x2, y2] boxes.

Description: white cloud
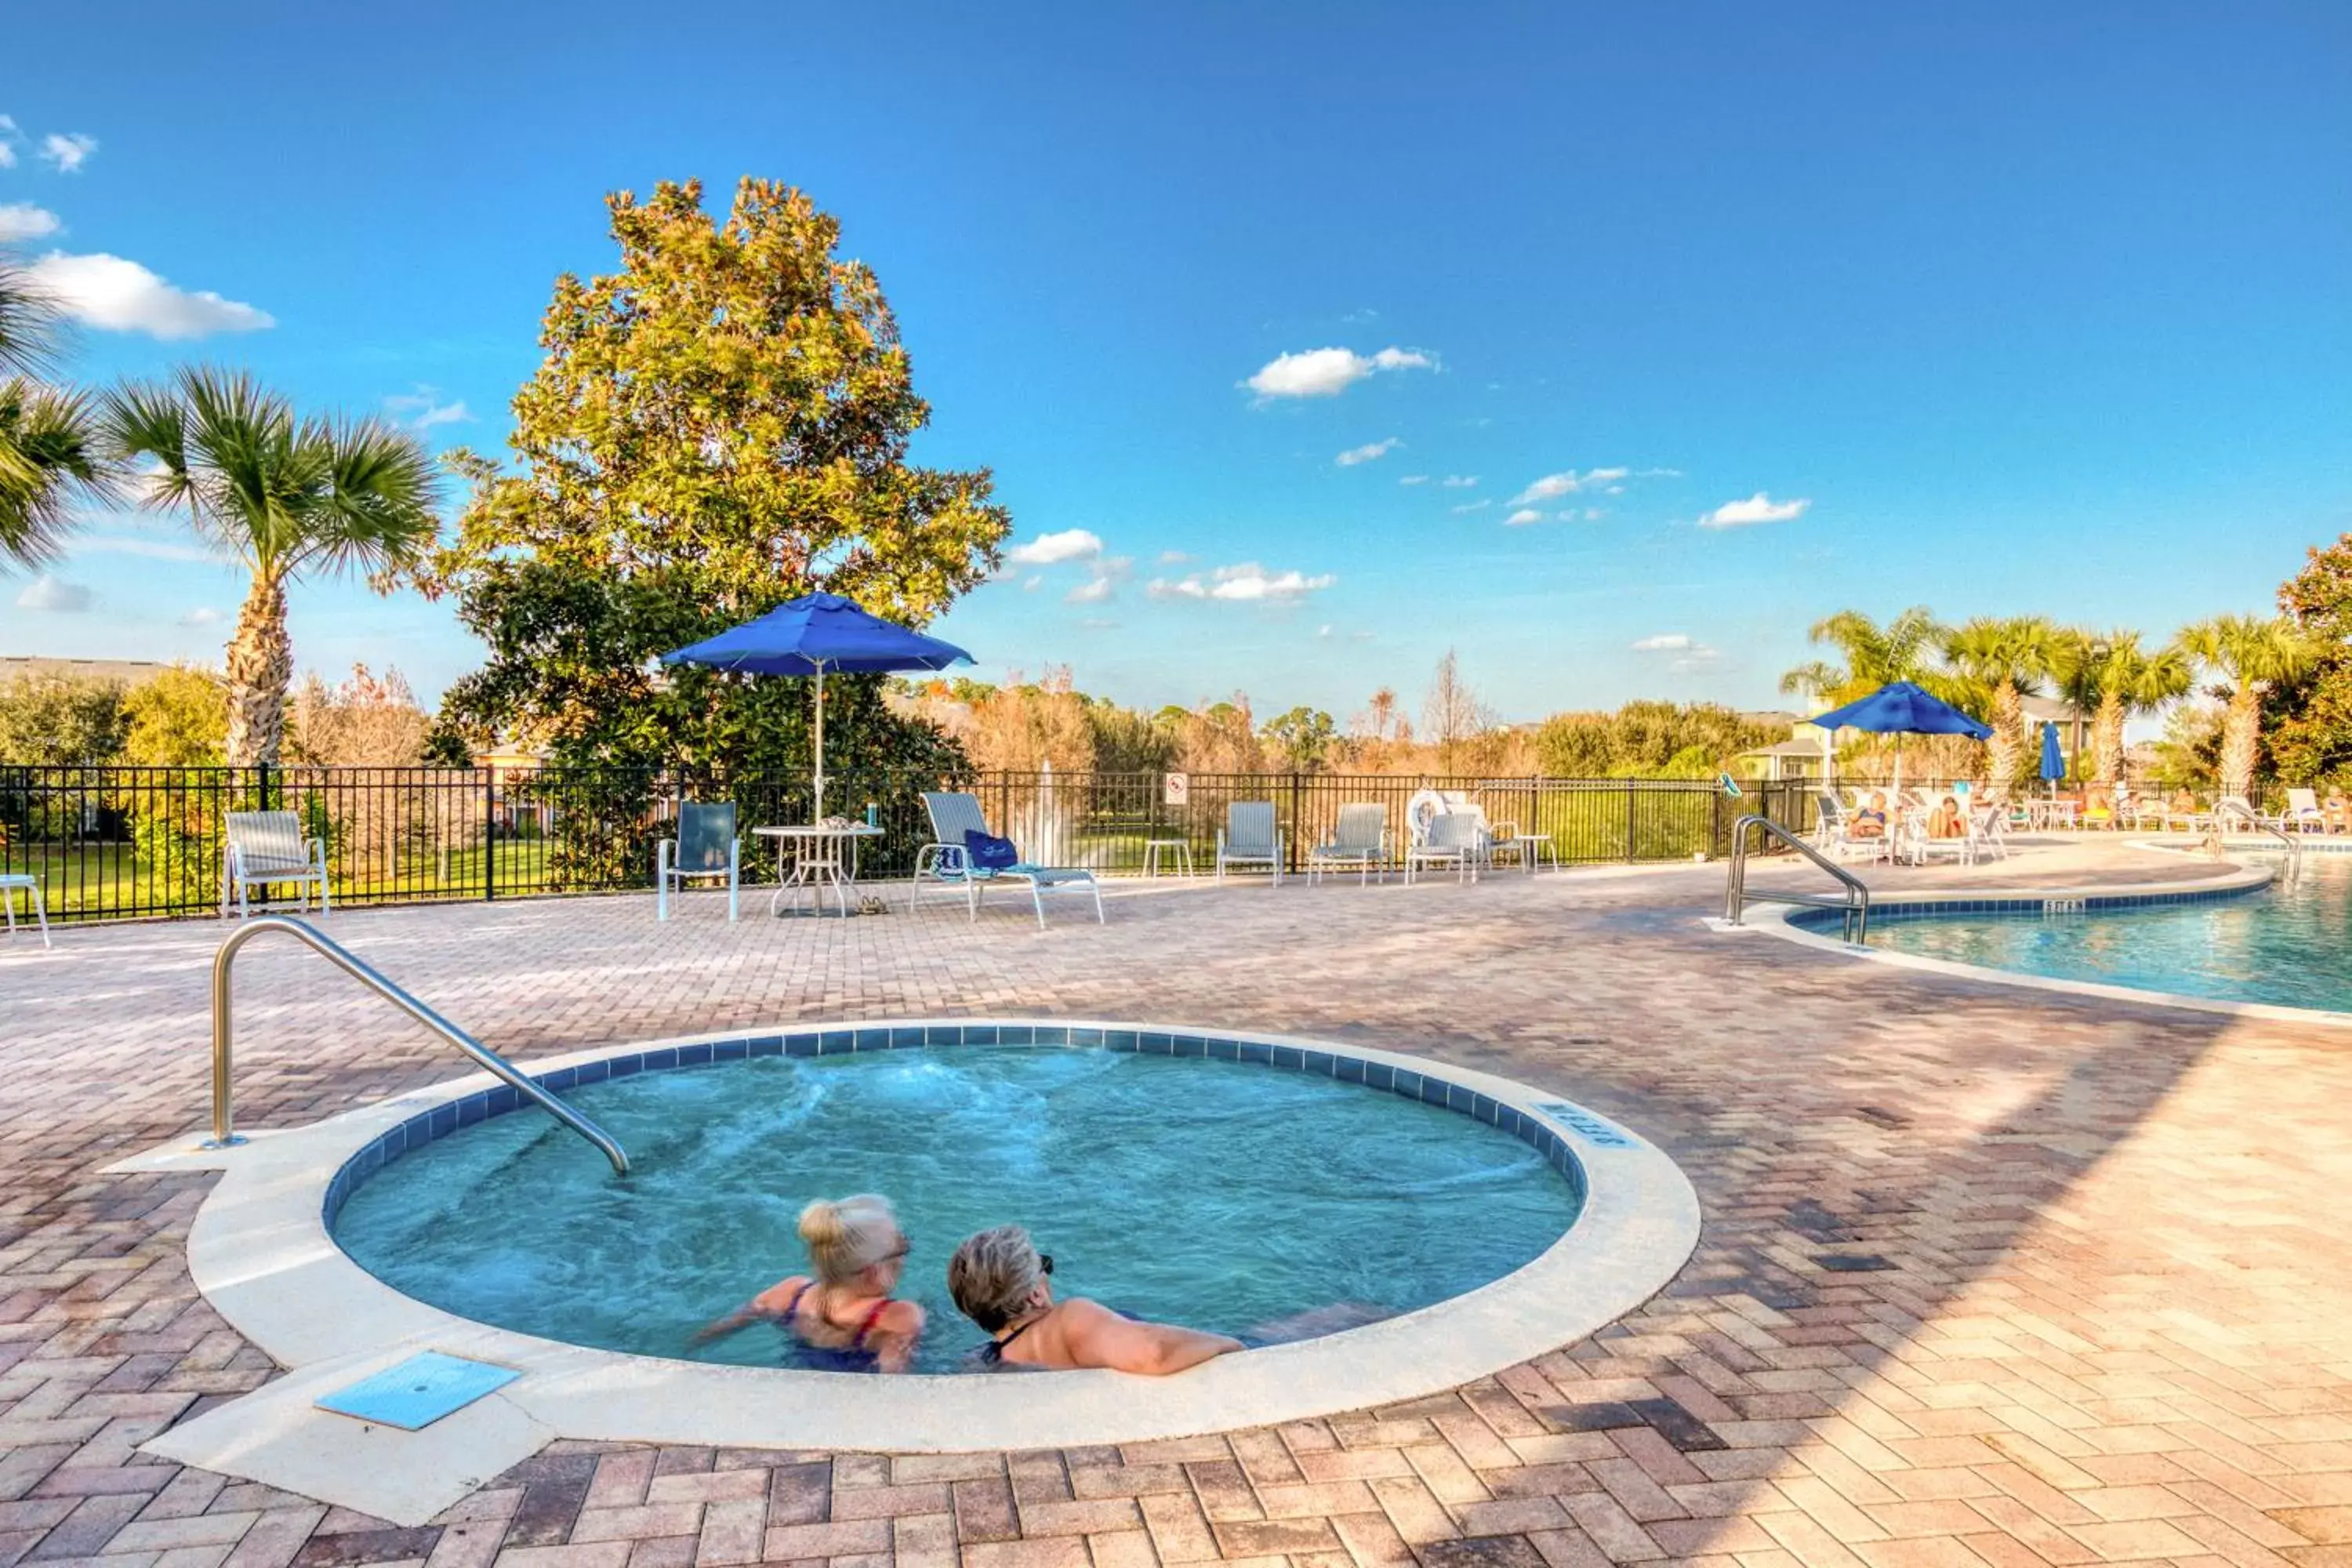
[[1582, 467, 1629, 485], [0, 116, 16, 169], [1441, 475, 1478, 488], [1631, 633, 1693, 652], [1450, 499, 1491, 514], [1156, 549, 1192, 565], [1244, 344, 1436, 399], [1510, 474, 1582, 504], [1148, 561, 1336, 604], [180, 606, 222, 627], [1065, 575, 1115, 604], [1635, 466, 1684, 478], [1508, 466, 1662, 504], [1005, 528, 1103, 566], [38, 132, 97, 173], [1022, 574, 1044, 592], [1078, 616, 1120, 630], [0, 203, 61, 242], [1503, 508, 1546, 526], [25, 252, 274, 339], [1671, 648, 1724, 672], [1700, 492, 1810, 528], [73, 534, 212, 564], [1398, 474, 1429, 486], [1334, 437, 1399, 466], [15, 575, 93, 612], [384, 387, 470, 430], [1581, 507, 1606, 521]]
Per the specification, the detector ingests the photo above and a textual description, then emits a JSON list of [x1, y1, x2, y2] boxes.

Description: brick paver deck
[[3, 841, 2347, 1568]]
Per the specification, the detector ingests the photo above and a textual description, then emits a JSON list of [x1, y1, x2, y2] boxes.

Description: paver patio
[[2, 839, 2347, 1568]]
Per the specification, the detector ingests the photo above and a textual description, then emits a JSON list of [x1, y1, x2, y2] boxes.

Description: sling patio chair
[[656, 800, 742, 921], [910, 791, 1102, 929], [221, 810, 329, 920], [1, 826, 49, 949], [1306, 802, 1390, 886], [1404, 808, 1485, 885], [1215, 800, 1284, 885]]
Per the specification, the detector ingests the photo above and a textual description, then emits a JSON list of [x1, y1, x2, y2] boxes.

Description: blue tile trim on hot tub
[[321, 1022, 1603, 1227], [1787, 878, 2269, 934]]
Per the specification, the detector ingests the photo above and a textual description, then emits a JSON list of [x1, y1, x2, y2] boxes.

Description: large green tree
[[1778, 606, 1944, 707], [103, 368, 442, 765], [1942, 615, 2054, 795], [2267, 535, 2352, 788], [0, 258, 111, 569], [2050, 628, 2191, 794], [425, 177, 1010, 779], [2181, 613, 2317, 800]]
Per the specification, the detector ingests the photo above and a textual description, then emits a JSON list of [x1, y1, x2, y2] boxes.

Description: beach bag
[[963, 830, 1020, 871]]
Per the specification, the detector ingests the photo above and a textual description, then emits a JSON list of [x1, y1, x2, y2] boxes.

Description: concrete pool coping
[[1727, 855, 2352, 1026], [119, 1018, 1701, 1524]]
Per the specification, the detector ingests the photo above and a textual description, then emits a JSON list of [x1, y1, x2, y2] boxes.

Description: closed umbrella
[[662, 591, 974, 819], [1809, 681, 1994, 804], [2039, 721, 2064, 801]]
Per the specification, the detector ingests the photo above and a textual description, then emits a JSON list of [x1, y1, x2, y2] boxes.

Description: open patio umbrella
[[662, 591, 974, 819], [1809, 681, 1994, 802]]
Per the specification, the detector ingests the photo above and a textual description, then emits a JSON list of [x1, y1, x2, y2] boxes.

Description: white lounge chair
[[2285, 788, 2330, 834], [1814, 793, 1889, 865], [1404, 810, 1483, 885], [1306, 803, 1388, 886], [221, 810, 329, 920], [1216, 801, 1283, 885], [911, 791, 1102, 928], [656, 800, 741, 921], [1969, 805, 2012, 861]]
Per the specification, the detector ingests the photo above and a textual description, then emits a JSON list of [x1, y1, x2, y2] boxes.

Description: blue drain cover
[[315, 1351, 520, 1430]]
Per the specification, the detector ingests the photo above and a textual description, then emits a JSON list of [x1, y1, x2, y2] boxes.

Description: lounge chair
[[1216, 801, 1283, 885], [0, 826, 48, 949], [1306, 803, 1389, 886], [1814, 793, 1889, 865], [656, 800, 740, 921], [1969, 806, 2012, 861], [2285, 788, 2330, 834], [221, 810, 329, 920], [1404, 809, 1483, 885], [911, 791, 1102, 928]]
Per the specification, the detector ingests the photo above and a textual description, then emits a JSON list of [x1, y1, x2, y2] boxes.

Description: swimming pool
[[1842, 854, 2347, 1013], [331, 1039, 1586, 1374]]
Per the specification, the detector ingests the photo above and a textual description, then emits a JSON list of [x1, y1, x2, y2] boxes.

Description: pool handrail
[[2209, 797, 2301, 873], [205, 914, 630, 1176], [1723, 813, 1872, 944]]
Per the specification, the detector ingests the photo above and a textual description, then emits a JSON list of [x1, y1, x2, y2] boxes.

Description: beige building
[[0, 656, 181, 688]]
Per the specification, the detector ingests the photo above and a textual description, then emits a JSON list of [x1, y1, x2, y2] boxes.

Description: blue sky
[[3, 1, 2347, 724]]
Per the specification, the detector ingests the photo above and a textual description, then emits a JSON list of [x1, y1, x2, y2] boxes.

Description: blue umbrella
[[2038, 721, 2065, 782], [663, 591, 974, 818], [1810, 681, 1994, 799]]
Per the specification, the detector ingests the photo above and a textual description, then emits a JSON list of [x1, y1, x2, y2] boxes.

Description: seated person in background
[[1927, 795, 1967, 839], [1851, 792, 1889, 839], [694, 1194, 924, 1373], [947, 1225, 1243, 1375]]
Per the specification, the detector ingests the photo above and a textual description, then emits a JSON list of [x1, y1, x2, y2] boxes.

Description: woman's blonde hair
[[797, 1194, 902, 1286], [947, 1225, 1044, 1332]]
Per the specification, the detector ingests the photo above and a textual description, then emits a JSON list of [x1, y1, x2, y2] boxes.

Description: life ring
[[1406, 789, 1451, 844]]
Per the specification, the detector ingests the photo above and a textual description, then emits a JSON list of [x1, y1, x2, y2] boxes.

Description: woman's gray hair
[[947, 1225, 1044, 1332]]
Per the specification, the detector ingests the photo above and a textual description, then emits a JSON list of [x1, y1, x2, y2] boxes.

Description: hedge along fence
[[0, 764, 1824, 924]]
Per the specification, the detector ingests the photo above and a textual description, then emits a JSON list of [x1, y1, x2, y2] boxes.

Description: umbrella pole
[[813, 664, 826, 821]]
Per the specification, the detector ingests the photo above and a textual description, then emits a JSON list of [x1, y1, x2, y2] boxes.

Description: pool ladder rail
[[206, 915, 631, 1176], [1722, 813, 1873, 945], [2207, 798, 2303, 880]]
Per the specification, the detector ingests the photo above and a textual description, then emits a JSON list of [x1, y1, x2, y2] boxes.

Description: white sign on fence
[[1163, 771, 1189, 806]]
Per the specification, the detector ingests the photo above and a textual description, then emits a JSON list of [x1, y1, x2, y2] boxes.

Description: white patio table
[[754, 822, 884, 918]]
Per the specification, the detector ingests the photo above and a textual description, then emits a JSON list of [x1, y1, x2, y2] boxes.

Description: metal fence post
[[1287, 771, 1303, 875], [483, 769, 496, 901], [1624, 779, 1636, 862]]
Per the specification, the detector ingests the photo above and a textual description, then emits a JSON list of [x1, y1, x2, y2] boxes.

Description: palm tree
[[2180, 615, 2318, 801], [0, 258, 111, 568], [1942, 616, 2056, 797], [103, 368, 442, 765], [1779, 606, 1944, 706], [2052, 629, 2193, 794]]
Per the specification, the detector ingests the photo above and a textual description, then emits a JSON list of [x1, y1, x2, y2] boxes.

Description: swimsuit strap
[[851, 1298, 892, 1350], [984, 1309, 1046, 1363], [781, 1282, 811, 1324]]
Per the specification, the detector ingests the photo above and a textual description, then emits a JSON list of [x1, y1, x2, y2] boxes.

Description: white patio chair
[[1814, 793, 1890, 865], [1306, 803, 1389, 886], [1969, 805, 2012, 861], [1404, 810, 1482, 885], [1, 827, 49, 949], [2285, 788, 2329, 834], [656, 800, 741, 921], [221, 810, 329, 920], [911, 791, 1102, 928], [1216, 801, 1283, 885]]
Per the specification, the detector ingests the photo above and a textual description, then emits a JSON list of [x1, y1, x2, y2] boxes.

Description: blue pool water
[[332, 1047, 1584, 1374], [1860, 854, 2351, 1012]]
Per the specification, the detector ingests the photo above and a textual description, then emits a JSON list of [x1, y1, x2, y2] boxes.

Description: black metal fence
[[0, 764, 1831, 926]]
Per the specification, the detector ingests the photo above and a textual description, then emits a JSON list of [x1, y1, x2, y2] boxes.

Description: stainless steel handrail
[[1723, 813, 1873, 944], [206, 915, 630, 1175], [2208, 799, 2302, 874]]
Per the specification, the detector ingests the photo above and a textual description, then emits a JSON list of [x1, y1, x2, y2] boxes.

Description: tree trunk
[[2219, 688, 2261, 801], [1985, 681, 2023, 800], [2092, 695, 2126, 786], [223, 575, 292, 767]]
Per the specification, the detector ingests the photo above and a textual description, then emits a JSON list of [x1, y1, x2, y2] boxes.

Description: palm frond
[[0, 257, 64, 381], [0, 377, 116, 568]]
